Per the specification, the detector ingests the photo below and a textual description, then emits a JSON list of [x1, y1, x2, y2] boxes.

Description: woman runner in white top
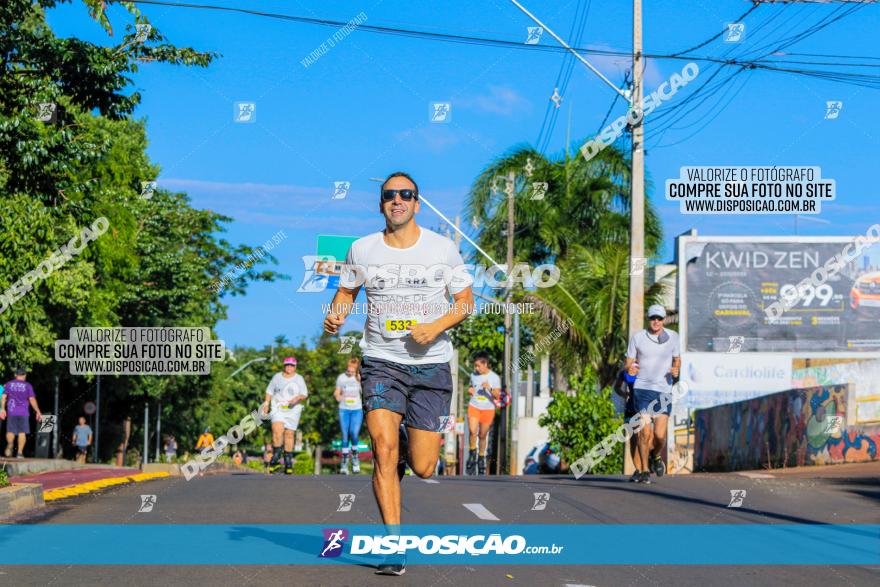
[[335, 357, 364, 474]]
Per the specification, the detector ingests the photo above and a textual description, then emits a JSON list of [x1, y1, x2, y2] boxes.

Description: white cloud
[[458, 85, 530, 116]]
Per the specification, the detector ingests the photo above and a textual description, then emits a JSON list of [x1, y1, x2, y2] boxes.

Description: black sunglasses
[[381, 189, 418, 202], [648, 316, 664, 321]]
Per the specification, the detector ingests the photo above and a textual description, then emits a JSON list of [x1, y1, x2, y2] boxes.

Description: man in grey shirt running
[[625, 304, 680, 484]]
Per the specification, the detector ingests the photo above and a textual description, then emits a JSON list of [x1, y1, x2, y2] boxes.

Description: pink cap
[[283, 357, 297, 366]]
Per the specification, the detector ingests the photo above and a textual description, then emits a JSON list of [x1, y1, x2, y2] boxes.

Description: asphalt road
[[3, 468, 879, 587]]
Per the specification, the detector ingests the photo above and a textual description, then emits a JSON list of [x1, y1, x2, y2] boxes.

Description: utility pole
[[503, 171, 516, 474], [155, 399, 162, 463], [94, 375, 101, 464], [510, 312, 521, 474], [629, 0, 645, 341], [624, 0, 646, 477], [53, 375, 59, 458], [143, 402, 149, 467]]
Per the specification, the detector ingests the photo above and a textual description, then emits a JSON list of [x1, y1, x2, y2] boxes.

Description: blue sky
[[50, 1, 880, 348]]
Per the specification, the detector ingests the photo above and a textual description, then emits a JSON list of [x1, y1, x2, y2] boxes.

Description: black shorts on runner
[[361, 356, 452, 432]]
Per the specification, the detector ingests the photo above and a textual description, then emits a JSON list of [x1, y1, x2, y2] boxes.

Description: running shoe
[[638, 471, 652, 484], [351, 453, 361, 474], [477, 455, 487, 476], [650, 452, 666, 478], [3, 446, 11, 458], [15, 453, 24, 459], [629, 470, 642, 483], [267, 462, 282, 474], [340, 454, 350, 475], [397, 424, 408, 481], [284, 466, 293, 475], [466, 449, 477, 475], [376, 554, 406, 576]]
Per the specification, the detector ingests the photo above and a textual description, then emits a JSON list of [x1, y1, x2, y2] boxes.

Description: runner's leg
[[407, 428, 442, 479], [350, 410, 363, 473], [637, 414, 652, 474], [367, 408, 403, 525], [339, 409, 351, 473], [17, 432, 26, 455]]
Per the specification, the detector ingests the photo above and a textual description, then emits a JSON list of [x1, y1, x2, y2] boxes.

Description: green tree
[[0, 1, 281, 460], [538, 370, 624, 475]]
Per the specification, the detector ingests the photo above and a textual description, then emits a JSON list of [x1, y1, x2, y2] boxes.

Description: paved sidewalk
[[10, 467, 141, 491]]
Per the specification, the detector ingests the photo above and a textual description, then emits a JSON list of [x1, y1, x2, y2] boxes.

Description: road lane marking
[[463, 503, 499, 520], [736, 472, 774, 479], [422, 478, 439, 484]]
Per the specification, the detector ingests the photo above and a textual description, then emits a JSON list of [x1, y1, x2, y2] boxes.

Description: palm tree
[[464, 142, 662, 266], [524, 243, 673, 390]]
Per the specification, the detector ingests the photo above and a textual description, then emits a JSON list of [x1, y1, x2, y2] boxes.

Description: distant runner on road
[[466, 352, 501, 476], [625, 304, 681, 484], [263, 357, 308, 475], [323, 171, 474, 576], [335, 357, 364, 475]]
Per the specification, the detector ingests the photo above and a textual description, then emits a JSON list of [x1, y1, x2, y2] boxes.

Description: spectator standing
[[164, 435, 178, 462], [0, 367, 42, 458]]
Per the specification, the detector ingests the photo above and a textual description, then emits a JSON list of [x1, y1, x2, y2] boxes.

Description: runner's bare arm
[[323, 285, 360, 334], [409, 287, 475, 345], [669, 356, 681, 378], [29, 396, 42, 420], [625, 357, 639, 376], [334, 387, 343, 402]]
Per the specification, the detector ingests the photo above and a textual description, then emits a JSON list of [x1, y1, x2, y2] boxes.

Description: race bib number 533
[[384, 319, 417, 337]]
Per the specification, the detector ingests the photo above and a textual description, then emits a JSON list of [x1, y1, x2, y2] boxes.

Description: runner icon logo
[[338, 336, 359, 354], [319, 528, 349, 558], [333, 181, 350, 200], [138, 495, 157, 513], [724, 23, 745, 43], [525, 26, 543, 45], [438, 415, 455, 433], [728, 490, 746, 508], [531, 492, 549, 511], [825, 101, 843, 120], [727, 336, 744, 353], [337, 494, 356, 512]]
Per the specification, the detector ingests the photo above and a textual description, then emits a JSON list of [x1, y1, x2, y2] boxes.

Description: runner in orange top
[[466, 352, 501, 475]]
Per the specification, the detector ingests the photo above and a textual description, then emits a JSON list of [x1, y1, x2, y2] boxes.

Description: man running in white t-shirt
[[466, 352, 501, 475], [262, 357, 308, 475], [625, 305, 681, 484], [323, 171, 474, 576]]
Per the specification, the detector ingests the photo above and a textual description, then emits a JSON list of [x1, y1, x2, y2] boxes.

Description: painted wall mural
[[695, 384, 879, 471]]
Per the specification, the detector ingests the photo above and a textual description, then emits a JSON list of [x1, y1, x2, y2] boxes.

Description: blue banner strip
[[1, 524, 877, 565]]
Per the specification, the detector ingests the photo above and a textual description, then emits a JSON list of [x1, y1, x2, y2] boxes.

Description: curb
[[43, 471, 171, 501], [0, 483, 44, 519]]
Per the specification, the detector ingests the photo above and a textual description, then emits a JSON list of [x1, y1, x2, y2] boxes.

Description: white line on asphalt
[[737, 472, 774, 479], [463, 503, 500, 521], [422, 478, 439, 484]]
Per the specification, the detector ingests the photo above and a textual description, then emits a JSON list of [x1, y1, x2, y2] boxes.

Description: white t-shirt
[[625, 329, 681, 393], [335, 372, 362, 410], [343, 228, 472, 365], [266, 372, 309, 415], [468, 370, 502, 410]]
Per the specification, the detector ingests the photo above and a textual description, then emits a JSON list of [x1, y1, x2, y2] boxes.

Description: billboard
[[679, 237, 880, 353]]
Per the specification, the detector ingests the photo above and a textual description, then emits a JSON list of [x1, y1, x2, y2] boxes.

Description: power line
[[125, 0, 880, 77]]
